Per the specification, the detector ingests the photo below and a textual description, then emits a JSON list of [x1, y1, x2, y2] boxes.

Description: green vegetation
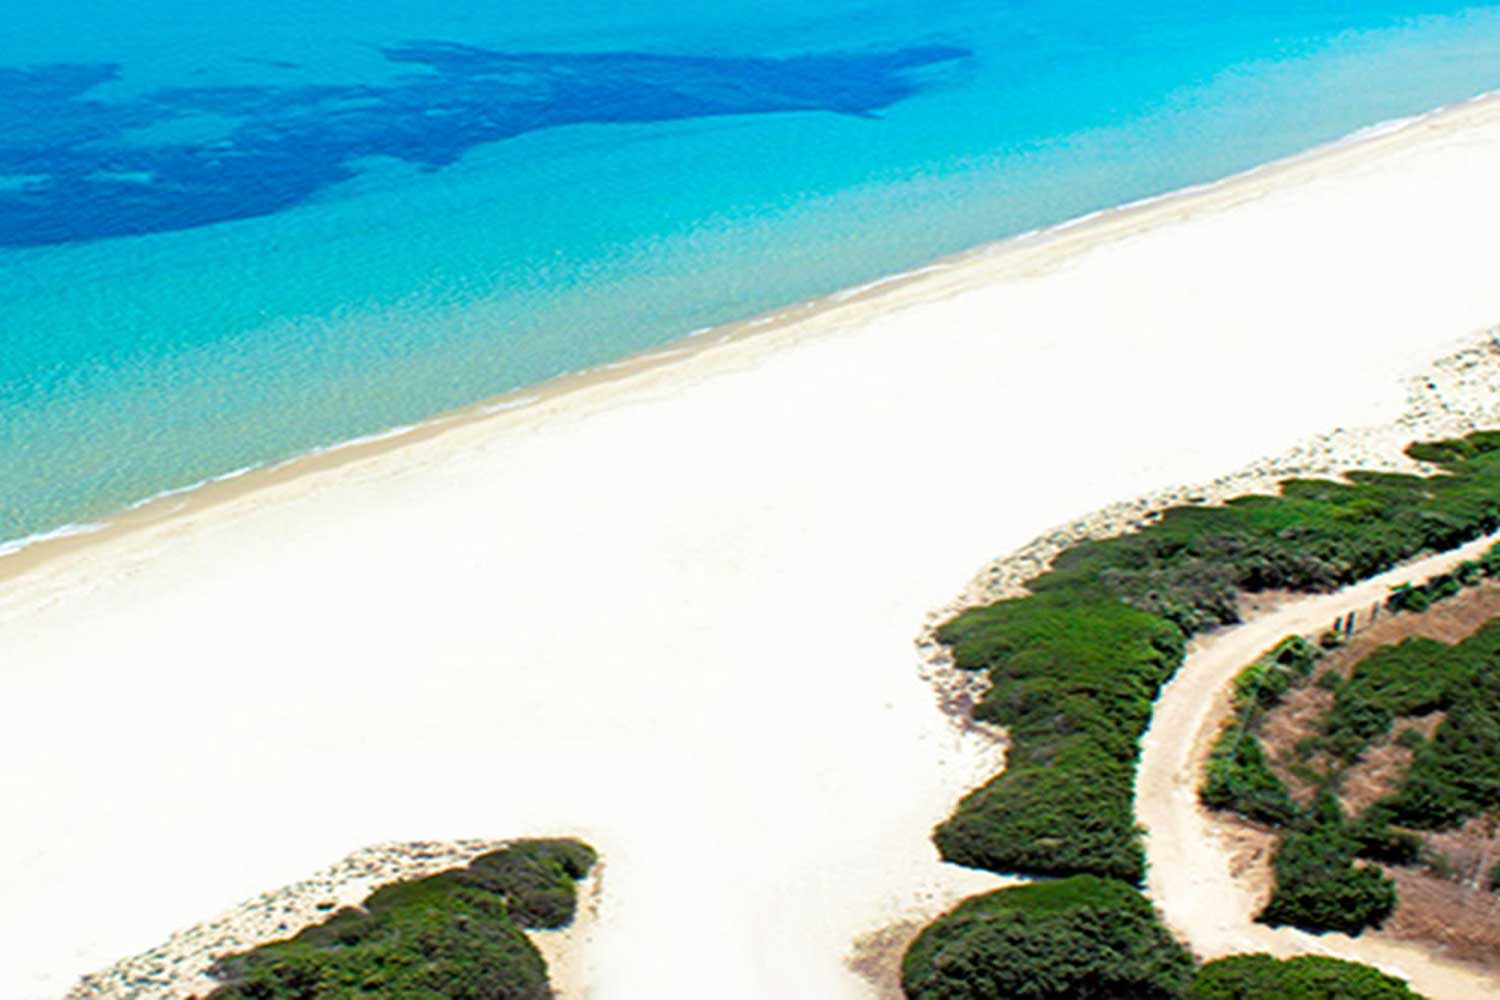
[[901, 876, 1195, 1000], [1322, 638, 1452, 762], [1190, 954, 1421, 999], [1384, 627, 1500, 830], [935, 432, 1500, 884], [1201, 638, 1315, 826], [1257, 795, 1396, 934], [1209, 619, 1500, 933], [207, 839, 596, 1000], [934, 594, 1181, 880], [1318, 620, 1500, 834], [903, 879, 1420, 999], [910, 434, 1500, 995]]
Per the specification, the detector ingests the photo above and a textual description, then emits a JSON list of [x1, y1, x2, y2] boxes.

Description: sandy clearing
[[1138, 533, 1500, 999]]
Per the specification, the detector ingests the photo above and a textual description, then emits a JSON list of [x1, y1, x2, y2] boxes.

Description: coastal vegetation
[[1190, 954, 1421, 999], [205, 839, 595, 999], [901, 876, 1195, 1000], [904, 879, 1418, 999], [937, 431, 1500, 884], [1199, 637, 1315, 826], [1203, 598, 1500, 933], [908, 432, 1500, 996], [1257, 793, 1397, 934]]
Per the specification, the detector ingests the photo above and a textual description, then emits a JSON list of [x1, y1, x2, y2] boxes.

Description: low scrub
[[207, 839, 596, 999], [1191, 954, 1421, 999], [1200, 638, 1314, 826], [901, 876, 1195, 1000], [1320, 620, 1500, 832], [935, 433, 1500, 884], [1258, 797, 1395, 935], [1322, 638, 1452, 762]]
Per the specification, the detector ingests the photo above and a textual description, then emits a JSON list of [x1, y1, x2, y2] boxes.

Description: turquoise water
[[4, 2, 1500, 545]]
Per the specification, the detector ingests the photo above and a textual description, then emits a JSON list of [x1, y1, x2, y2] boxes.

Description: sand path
[[6, 96, 1500, 999], [1138, 533, 1500, 999]]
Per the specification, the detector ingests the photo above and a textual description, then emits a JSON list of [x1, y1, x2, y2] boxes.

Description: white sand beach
[[6, 93, 1500, 998]]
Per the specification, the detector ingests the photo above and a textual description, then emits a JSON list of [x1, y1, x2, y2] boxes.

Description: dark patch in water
[[0, 41, 968, 247]]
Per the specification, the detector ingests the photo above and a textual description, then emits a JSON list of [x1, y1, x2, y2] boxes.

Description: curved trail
[[1137, 531, 1500, 999]]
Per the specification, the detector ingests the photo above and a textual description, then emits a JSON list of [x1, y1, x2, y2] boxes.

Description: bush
[[1322, 638, 1451, 762], [902, 876, 1194, 1000], [1258, 798, 1396, 934], [1324, 621, 1500, 832], [1387, 584, 1432, 614], [207, 839, 596, 999], [1191, 954, 1421, 999], [1395, 726, 1426, 750], [462, 839, 598, 929], [1200, 639, 1308, 827], [935, 592, 1181, 881], [1202, 726, 1299, 826], [1349, 804, 1422, 865]]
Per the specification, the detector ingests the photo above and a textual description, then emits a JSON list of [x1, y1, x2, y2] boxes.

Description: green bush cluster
[[1190, 954, 1420, 999], [1317, 621, 1500, 833], [1200, 638, 1314, 826], [1386, 539, 1500, 613], [1384, 628, 1500, 830], [1322, 638, 1452, 762], [901, 876, 1196, 1000], [935, 593, 1181, 880], [933, 433, 1500, 885], [903, 881, 1422, 1000], [207, 839, 596, 999], [1202, 728, 1298, 826], [1258, 796, 1396, 935]]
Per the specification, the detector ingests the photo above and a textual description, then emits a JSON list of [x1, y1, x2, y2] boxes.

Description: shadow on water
[[0, 40, 969, 247]]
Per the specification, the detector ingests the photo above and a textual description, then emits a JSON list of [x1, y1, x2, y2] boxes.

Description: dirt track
[[1137, 531, 1500, 1000]]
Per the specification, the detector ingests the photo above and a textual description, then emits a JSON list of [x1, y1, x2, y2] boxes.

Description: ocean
[[4, 0, 1500, 547]]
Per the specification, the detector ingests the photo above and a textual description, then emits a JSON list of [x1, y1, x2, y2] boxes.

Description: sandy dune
[[1138, 534, 1500, 1000], [6, 96, 1500, 998]]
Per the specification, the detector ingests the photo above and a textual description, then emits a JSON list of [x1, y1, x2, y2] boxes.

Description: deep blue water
[[4, 2, 1500, 545]]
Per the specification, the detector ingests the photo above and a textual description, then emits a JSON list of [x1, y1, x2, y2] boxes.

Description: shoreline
[[9, 75, 1500, 1000], [56, 333, 1500, 1000], [7, 87, 1500, 586]]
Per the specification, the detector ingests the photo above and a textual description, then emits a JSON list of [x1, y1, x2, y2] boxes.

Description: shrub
[[1322, 638, 1451, 762], [1349, 804, 1422, 865], [1258, 797, 1396, 934], [1200, 639, 1310, 827], [1366, 622, 1500, 831], [901, 876, 1194, 1000], [1395, 726, 1426, 750], [935, 592, 1180, 881], [207, 839, 596, 999], [1387, 584, 1432, 614], [1191, 954, 1421, 999], [1202, 726, 1299, 826], [462, 839, 598, 929]]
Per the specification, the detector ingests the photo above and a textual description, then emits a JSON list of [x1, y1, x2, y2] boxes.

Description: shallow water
[[3, 1, 1500, 544]]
